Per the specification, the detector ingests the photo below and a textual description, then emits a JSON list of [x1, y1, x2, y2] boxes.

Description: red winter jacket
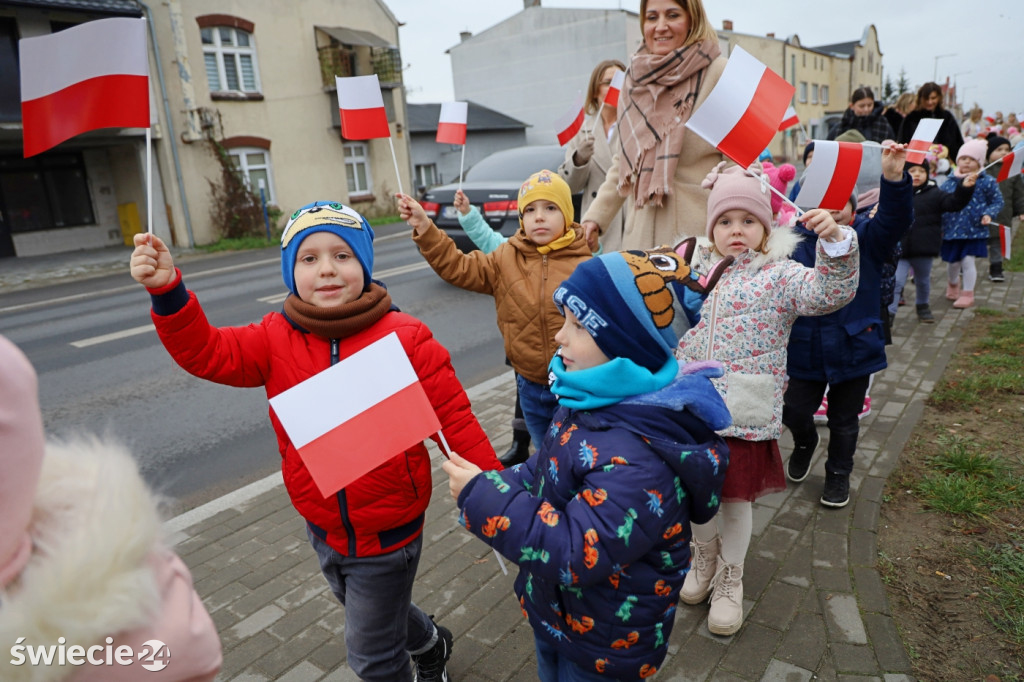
[[149, 273, 499, 557]]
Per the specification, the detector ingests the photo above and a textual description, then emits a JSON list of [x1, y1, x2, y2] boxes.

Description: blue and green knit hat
[[280, 201, 375, 297]]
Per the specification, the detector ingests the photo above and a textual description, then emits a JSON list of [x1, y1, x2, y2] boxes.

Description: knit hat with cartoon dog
[[280, 201, 375, 297]]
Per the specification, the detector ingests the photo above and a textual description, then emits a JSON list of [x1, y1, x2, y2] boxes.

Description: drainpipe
[[139, 0, 195, 248]]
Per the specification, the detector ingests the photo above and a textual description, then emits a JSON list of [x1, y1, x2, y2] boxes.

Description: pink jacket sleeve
[[71, 549, 222, 682]]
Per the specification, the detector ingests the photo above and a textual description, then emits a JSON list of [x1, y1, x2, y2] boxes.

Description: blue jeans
[[535, 634, 609, 681], [308, 528, 436, 681], [889, 257, 934, 315], [516, 374, 559, 449]]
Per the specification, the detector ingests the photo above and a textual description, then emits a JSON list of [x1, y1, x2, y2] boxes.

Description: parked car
[[420, 145, 582, 252]]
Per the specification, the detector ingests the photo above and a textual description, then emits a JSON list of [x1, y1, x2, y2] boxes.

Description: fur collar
[[692, 225, 801, 274], [0, 437, 163, 682]]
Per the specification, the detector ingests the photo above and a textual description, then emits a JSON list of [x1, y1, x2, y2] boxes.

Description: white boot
[[707, 558, 744, 636], [680, 535, 720, 604]]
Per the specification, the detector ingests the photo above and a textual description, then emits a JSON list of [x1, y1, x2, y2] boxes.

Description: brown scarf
[[282, 283, 393, 339], [617, 39, 721, 208]]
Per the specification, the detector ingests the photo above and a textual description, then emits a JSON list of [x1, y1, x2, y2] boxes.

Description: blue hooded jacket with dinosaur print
[[456, 365, 730, 679]]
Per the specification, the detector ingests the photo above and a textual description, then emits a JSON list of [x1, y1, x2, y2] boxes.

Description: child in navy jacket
[[783, 144, 913, 508], [443, 249, 731, 680]]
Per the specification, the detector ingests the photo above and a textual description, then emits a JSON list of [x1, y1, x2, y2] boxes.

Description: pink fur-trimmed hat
[[702, 162, 774, 239], [0, 335, 45, 588]]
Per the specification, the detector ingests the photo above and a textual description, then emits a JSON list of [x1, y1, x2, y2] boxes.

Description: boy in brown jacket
[[397, 170, 592, 451]]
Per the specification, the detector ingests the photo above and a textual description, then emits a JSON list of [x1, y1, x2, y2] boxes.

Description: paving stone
[[761, 659, 815, 681], [820, 593, 868, 645], [775, 611, 827, 671], [832, 642, 879, 674]]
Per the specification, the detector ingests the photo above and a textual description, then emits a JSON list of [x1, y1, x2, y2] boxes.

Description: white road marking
[[70, 323, 155, 348]]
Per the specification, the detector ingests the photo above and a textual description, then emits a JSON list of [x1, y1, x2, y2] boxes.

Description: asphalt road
[[0, 224, 508, 514]]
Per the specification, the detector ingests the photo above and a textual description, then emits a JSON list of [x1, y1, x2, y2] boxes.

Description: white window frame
[[821, 85, 830, 106], [415, 163, 438, 189], [344, 142, 372, 196], [811, 84, 819, 105], [227, 147, 276, 203], [799, 81, 808, 103], [202, 26, 262, 94]]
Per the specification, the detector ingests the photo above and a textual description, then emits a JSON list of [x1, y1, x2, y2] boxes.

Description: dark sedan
[[420, 145, 582, 252]]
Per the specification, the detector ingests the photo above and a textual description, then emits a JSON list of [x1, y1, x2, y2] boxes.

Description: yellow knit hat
[[517, 169, 574, 229]]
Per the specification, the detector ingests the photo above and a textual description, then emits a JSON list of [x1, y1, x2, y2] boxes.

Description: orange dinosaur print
[[565, 613, 594, 634], [608, 572, 620, 589], [662, 523, 683, 540], [610, 631, 639, 649], [653, 579, 672, 597], [580, 488, 608, 507], [639, 663, 658, 678], [595, 659, 608, 673], [537, 501, 560, 527], [610, 456, 628, 466], [583, 544, 599, 570], [481, 515, 510, 538], [559, 423, 578, 445]]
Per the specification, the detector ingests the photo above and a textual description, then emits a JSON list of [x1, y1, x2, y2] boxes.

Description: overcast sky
[[387, 0, 1020, 120]]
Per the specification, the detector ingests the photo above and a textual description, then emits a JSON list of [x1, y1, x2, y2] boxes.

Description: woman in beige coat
[[581, 0, 726, 250], [557, 59, 627, 251]]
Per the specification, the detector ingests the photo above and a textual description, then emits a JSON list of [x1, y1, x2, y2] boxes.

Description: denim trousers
[[535, 634, 610, 681], [307, 528, 435, 681], [889, 256, 934, 315], [782, 375, 870, 476], [516, 373, 560, 449]]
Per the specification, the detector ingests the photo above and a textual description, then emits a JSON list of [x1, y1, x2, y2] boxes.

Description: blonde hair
[[639, 0, 718, 49], [585, 59, 627, 114], [895, 92, 915, 115]]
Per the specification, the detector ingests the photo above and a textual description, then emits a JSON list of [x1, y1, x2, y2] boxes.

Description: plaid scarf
[[616, 40, 720, 208]]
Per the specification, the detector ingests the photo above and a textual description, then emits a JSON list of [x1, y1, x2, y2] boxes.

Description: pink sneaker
[[813, 396, 828, 424], [858, 397, 872, 420]]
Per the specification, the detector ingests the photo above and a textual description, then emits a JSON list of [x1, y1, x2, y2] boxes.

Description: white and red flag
[[436, 101, 468, 145], [269, 332, 442, 497], [779, 106, 799, 131], [337, 74, 390, 140], [794, 140, 864, 211], [999, 224, 1012, 260], [603, 68, 626, 108], [555, 92, 585, 146], [905, 119, 942, 164], [19, 17, 149, 158], [996, 150, 1024, 182], [685, 46, 794, 169]]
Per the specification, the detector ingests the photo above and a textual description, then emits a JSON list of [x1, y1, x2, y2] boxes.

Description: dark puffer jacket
[[456, 368, 730, 680], [900, 179, 974, 258]]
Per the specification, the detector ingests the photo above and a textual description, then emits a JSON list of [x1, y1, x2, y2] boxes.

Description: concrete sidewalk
[[159, 268, 1022, 682]]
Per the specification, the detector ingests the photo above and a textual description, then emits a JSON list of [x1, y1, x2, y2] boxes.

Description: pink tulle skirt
[[721, 437, 786, 502]]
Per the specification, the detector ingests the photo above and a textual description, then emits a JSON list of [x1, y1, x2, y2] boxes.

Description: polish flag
[[996, 150, 1024, 182], [1000, 224, 1012, 260], [779, 106, 799, 131], [555, 92, 585, 146], [794, 141, 863, 211], [19, 17, 149, 158], [905, 119, 942, 164], [337, 74, 390, 140], [269, 332, 442, 497], [436, 101, 468, 145], [604, 68, 626, 108], [685, 46, 794, 169]]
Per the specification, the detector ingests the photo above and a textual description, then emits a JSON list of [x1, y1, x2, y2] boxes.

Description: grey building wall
[[450, 8, 641, 146]]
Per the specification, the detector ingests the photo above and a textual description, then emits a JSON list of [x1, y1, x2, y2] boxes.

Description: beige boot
[[945, 282, 961, 301], [707, 559, 744, 636], [680, 535, 720, 604], [952, 290, 975, 309]]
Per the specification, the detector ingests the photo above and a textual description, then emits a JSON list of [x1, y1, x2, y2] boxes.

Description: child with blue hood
[[443, 249, 732, 681]]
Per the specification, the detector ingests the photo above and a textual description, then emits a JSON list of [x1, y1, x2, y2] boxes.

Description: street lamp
[[933, 53, 957, 81]]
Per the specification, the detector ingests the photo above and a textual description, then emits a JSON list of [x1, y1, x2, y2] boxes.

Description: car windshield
[[464, 149, 561, 182]]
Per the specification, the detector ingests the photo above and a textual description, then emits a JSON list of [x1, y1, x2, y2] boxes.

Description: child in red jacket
[[130, 201, 501, 682]]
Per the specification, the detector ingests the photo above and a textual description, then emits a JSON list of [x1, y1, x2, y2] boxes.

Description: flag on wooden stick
[[905, 119, 942, 164], [269, 332, 442, 497], [794, 141, 863, 211], [555, 93, 584, 146], [603, 68, 625, 108], [685, 46, 794, 169], [337, 75, 390, 140], [20, 17, 149, 157]]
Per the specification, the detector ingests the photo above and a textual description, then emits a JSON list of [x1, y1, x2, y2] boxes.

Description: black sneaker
[[787, 432, 818, 483], [820, 472, 850, 508], [990, 270, 1006, 282], [412, 620, 452, 682]]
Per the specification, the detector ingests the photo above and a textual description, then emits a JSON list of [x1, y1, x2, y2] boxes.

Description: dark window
[[0, 153, 95, 232], [0, 18, 20, 123]]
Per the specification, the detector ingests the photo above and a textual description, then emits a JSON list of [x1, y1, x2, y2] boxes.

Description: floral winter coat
[[940, 172, 1003, 241], [456, 367, 731, 679], [676, 227, 860, 441]]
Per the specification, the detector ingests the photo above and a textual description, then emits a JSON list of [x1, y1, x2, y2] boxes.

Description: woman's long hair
[[639, 0, 718, 49], [915, 82, 945, 112], [585, 59, 627, 114]]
